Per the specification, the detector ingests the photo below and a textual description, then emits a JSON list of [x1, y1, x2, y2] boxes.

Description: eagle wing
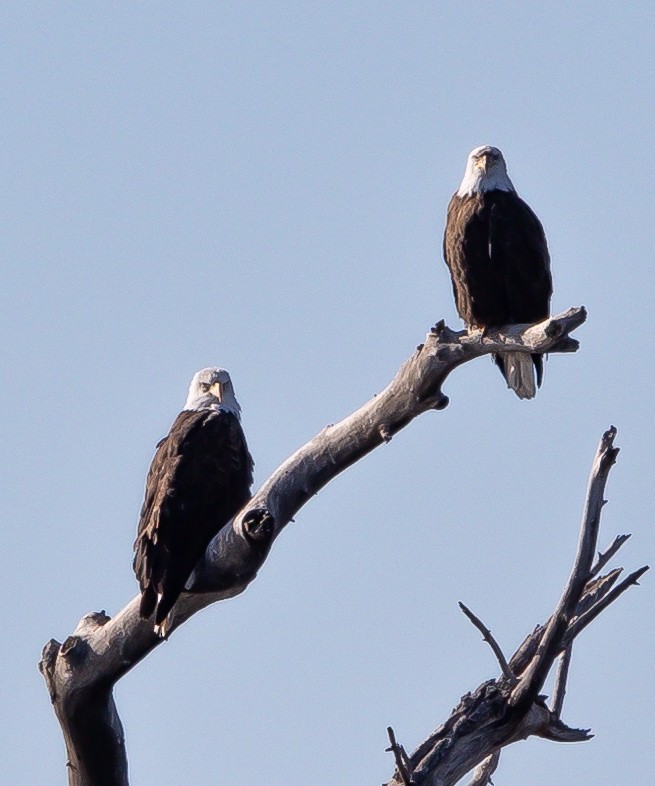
[[133, 409, 253, 627], [489, 192, 553, 387], [489, 193, 552, 323], [443, 193, 509, 327]]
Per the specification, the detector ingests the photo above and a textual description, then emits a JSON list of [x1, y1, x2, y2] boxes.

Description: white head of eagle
[[457, 145, 515, 197], [184, 367, 242, 418]]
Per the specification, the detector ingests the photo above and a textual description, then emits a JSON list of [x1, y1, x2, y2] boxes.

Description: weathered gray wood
[[467, 751, 500, 786], [551, 646, 573, 718], [386, 727, 414, 786], [458, 602, 516, 683], [39, 613, 129, 786], [39, 309, 607, 786], [509, 426, 620, 709], [383, 427, 648, 786], [194, 306, 587, 589]]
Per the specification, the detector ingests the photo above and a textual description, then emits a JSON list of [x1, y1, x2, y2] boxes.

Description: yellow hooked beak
[[209, 381, 223, 402], [475, 153, 490, 173]]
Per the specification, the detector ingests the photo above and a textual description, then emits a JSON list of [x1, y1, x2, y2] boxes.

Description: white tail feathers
[[502, 352, 536, 400]]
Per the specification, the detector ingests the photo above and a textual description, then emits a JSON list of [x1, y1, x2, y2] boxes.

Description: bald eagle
[[133, 367, 253, 636], [443, 146, 553, 399]]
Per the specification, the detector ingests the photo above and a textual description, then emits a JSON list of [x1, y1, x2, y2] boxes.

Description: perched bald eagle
[[443, 145, 553, 399], [133, 367, 253, 636]]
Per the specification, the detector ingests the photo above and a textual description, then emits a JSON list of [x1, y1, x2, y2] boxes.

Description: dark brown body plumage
[[133, 408, 253, 629], [443, 189, 552, 385]]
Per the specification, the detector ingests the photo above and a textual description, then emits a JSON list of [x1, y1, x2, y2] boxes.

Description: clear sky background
[[2, 3, 653, 784]]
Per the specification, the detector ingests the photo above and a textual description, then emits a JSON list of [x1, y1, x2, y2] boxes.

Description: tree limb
[[591, 534, 631, 576], [197, 306, 587, 586], [458, 602, 516, 682], [383, 427, 646, 786], [551, 645, 572, 718], [39, 310, 587, 785], [467, 751, 500, 786], [386, 727, 415, 786], [509, 426, 619, 709]]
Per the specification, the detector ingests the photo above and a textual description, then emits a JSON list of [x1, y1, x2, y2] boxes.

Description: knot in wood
[[85, 610, 111, 627], [242, 507, 275, 542], [60, 635, 88, 664], [545, 320, 563, 339]]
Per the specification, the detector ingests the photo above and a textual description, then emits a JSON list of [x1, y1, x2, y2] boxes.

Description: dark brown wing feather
[[133, 409, 253, 626], [488, 191, 552, 322], [443, 190, 552, 385], [489, 192, 552, 385], [443, 192, 509, 327]]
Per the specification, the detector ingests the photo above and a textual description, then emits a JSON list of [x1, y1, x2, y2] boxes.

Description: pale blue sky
[[2, 3, 653, 784]]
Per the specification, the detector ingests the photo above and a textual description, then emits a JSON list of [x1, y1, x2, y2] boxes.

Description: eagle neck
[[457, 173, 515, 198], [183, 397, 241, 419]]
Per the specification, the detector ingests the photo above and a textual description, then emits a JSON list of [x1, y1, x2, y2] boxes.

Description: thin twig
[[590, 534, 631, 576], [551, 645, 572, 717], [459, 602, 515, 682], [577, 568, 623, 615], [386, 727, 414, 786], [565, 565, 650, 644]]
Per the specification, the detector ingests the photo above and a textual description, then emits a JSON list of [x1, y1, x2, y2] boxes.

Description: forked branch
[[39, 310, 589, 786], [384, 427, 648, 786]]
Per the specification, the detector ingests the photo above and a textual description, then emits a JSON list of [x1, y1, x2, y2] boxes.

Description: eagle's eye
[[199, 382, 210, 392]]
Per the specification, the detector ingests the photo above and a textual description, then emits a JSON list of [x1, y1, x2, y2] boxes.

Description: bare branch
[[591, 534, 631, 576], [39, 310, 590, 785], [536, 715, 593, 743], [551, 645, 572, 717], [38, 613, 129, 786], [508, 566, 625, 676], [576, 568, 624, 616], [467, 751, 500, 786], [384, 427, 643, 786], [386, 727, 415, 786], [565, 565, 650, 645], [194, 307, 587, 591], [510, 426, 619, 708], [458, 602, 515, 682], [42, 315, 586, 643]]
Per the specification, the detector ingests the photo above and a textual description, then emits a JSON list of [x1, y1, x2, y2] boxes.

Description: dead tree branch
[[551, 645, 572, 718], [386, 727, 415, 786], [466, 751, 500, 786], [39, 309, 587, 785], [383, 427, 648, 786], [591, 534, 631, 576], [509, 426, 620, 709], [458, 602, 515, 682]]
